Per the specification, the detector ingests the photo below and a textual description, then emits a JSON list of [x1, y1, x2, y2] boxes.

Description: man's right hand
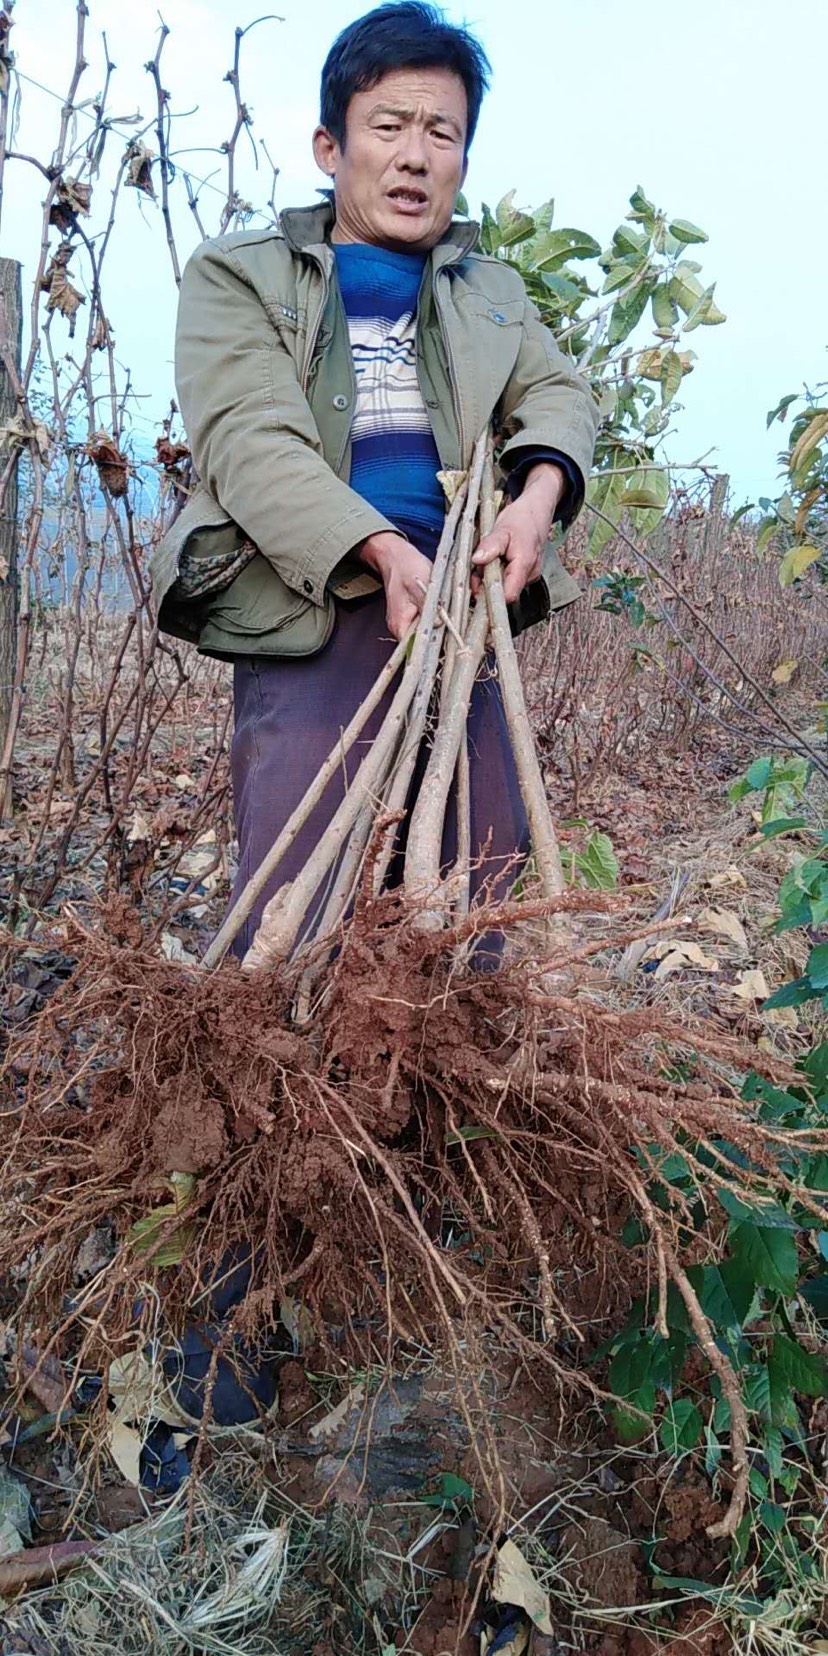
[[358, 531, 433, 642]]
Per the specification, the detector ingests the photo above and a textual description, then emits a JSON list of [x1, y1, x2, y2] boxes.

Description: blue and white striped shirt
[[334, 242, 445, 556]]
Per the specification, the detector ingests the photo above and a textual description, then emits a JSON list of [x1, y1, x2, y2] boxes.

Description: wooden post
[[0, 256, 22, 818]]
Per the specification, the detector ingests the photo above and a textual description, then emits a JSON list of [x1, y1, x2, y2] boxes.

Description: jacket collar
[[279, 199, 480, 270]]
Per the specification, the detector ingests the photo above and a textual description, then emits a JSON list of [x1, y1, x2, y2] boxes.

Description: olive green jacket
[[151, 201, 599, 659]]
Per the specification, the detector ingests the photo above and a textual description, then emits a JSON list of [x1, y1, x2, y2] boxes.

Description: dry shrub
[[3, 891, 824, 1535], [522, 508, 824, 800]]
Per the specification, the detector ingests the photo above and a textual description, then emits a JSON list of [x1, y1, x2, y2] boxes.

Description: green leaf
[[778, 543, 821, 586], [455, 192, 469, 218], [621, 467, 670, 511], [610, 1338, 656, 1442], [501, 212, 537, 248], [479, 203, 501, 256], [745, 1359, 799, 1429], [651, 1575, 765, 1615], [744, 1363, 772, 1420], [760, 1500, 787, 1534], [769, 1332, 828, 1401], [717, 1188, 797, 1229], [628, 186, 656, 228], [608, 280, 651, 346], [530, 227, 601, 271], [764, 1426, 784, 1479], [688, 1260, 755, 1330], [651, 282, 679, 332], [586, 469, 626, 556], [729, 1222, 798, 1296], [660, 349, 683, 405], [807, 943, 828, 990], [767, 393, 799, 428], [613, 223, 649, 257], [421, 1471, 474, 1509], [128, 1209, 197, 1267], [446, 1125, 499, 1145], [575, 830, 619, 890], [746, 756, 772, 790], [761, 817, 808, 839], [541, 270, 584, 307], [763, 975, 815, 1011], [659, 1398, 702, 1456], [602, 257, 642, 295], [667, 218, 708, 245], [800, 1274, 828, 1321], [668, 264, 705, 315]]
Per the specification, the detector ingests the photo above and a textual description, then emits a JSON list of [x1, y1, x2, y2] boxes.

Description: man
[[152, 1, 598, 959]]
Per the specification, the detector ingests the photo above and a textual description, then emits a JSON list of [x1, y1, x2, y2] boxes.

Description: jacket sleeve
[[174, 239, 395, 605], [497, 298, 599, 519]]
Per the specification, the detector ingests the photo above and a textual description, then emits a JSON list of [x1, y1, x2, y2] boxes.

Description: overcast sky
[[4, 0, 826, 506]]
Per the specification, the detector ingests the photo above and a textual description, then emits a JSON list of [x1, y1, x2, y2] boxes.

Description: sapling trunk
[[402, 596, 490, 925], [482, 532, 565, 899], [242, 486, 469, 972], [369, 469, 479, 895]]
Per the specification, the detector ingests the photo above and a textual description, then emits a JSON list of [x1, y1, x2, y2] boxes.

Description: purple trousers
[[228, 593, 529, 961]]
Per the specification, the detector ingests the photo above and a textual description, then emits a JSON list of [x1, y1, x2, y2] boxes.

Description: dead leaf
[[108, 1418, 144, 1487], [49, 176, 92, 231], [437, 468, 467, 505], [124, 139, 156, 198], [127, 811, 152, 843], [492, 1538, 553, 1636], [307, 1382, 366, 1444], [39, 244, 85, 334], [107, 1351, 197, 1485], [86, 431, 129, 497], [279, 1297, 316, 1350], [74, 1226, 113, 1283], [649, 939, 719, 978], [762, 1001, 800, 1030], [20, 1341, 66, 1415], [730, 969, 770, 1002], [697, 907, 749, 952], [771, 659, 798, 685], [0, 1465, 31, 1559], [174, 772, 197, 790], [160, 932, 197, 964], [178, 847, 218, 878], [709, 866, 747, 890]]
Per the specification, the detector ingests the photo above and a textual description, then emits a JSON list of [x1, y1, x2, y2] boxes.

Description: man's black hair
[[320, 2, 491, 153]]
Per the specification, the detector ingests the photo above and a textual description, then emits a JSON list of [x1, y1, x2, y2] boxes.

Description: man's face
[[313, 66, 469, 253]]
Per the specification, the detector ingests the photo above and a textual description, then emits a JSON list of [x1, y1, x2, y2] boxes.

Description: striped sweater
[[333, 242, 445, 556]]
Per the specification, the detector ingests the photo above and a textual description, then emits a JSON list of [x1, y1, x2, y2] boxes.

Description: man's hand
[[358, 531, 433, 641], [471, 461, 566, 604]]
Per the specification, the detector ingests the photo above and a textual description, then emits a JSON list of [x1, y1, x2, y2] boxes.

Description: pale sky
[[3, 0, 827, 506]]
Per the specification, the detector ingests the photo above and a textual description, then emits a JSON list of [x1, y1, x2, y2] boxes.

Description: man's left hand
[[471, 461, 566, 604]]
